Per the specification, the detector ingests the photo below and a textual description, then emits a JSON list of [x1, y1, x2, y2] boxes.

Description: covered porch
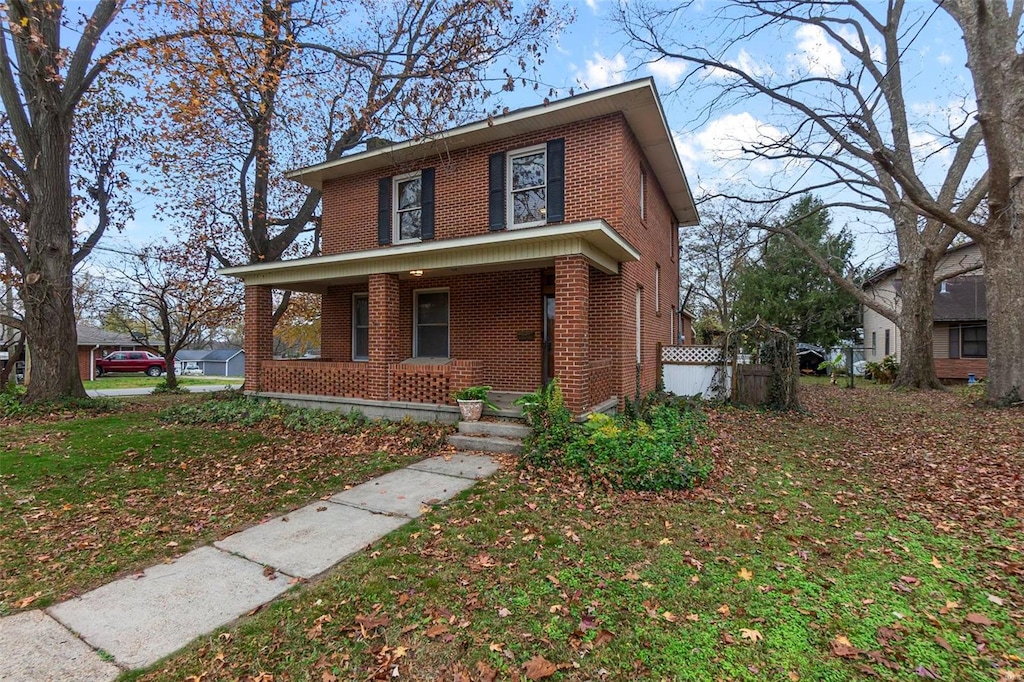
[[222, 221, 636, 419]]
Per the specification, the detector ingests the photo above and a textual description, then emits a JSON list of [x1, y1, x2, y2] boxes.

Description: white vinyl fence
[[660, 345, 731, 399]]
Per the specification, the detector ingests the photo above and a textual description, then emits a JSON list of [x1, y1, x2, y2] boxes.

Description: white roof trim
[[220, 220, 639, 291], [286, 78, 698, 226]]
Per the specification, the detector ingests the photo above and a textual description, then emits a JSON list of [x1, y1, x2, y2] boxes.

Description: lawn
[[124, 384, 1022, 681], [82, 376, 244, 390], [0, 396, 451, 615]]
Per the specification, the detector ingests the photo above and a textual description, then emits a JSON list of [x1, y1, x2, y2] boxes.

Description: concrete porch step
[[447, 434, 525, 455], [457, 420, 532, 440]]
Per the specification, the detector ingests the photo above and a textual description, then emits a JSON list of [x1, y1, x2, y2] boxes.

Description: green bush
[[1, 384, 122, 419], [162, 393, 373, 434], [518, 385, 713, 492], [153, 380, 190, 394], [0, 383, 26, 417], [865, 354, 900, 384]]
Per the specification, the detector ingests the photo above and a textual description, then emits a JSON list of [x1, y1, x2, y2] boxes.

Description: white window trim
[[352, 292, 369, 361], [393, 171, 423, 245], [413, 288, 450, 359], [506, 143, 548, 230]]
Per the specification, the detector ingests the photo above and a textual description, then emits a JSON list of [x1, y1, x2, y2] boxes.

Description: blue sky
[[114, 0, 977, 268]]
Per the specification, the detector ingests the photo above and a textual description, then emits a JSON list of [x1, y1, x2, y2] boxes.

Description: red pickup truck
[[95, 351, 166, 377]]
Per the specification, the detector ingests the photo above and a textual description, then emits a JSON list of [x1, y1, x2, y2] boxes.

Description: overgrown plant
[[515, 381, 574, 467], [451, 385, 498, 410], [865, 355, 900, 384]]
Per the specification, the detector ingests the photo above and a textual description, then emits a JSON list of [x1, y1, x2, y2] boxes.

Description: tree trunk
[[981, 236, 1024, 403], [892, 256, 944, 390], [164, 363, 179, 390], [22, 112, 87, 402]]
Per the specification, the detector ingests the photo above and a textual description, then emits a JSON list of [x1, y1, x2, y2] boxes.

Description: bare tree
[[619, 0, 987, 391], [100, 242, 242, 390]]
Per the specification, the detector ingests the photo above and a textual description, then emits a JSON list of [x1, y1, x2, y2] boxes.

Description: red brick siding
[[555, 255, 590, 414], [588, 358, 615, 407], [935, 358, 988, 381], [244, 286, 274, 388], [322, 114, 627, 255], [321, 284, 364, 361]]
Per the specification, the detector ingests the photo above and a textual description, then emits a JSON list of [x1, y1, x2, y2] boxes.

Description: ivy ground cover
[[129, 384, 1023, 681]]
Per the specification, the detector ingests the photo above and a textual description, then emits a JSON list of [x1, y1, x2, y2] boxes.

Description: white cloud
[[937, 52, 953, 65], [701, 49, 774, 81], [584, 0, 599, 12], [647, 58, 687, 86], [575, 52, 627, 89], [789, 25, 844, 78], [674, 112, 788, 178]]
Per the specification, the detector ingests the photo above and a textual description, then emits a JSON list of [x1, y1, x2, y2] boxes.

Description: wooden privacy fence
[[658, 343, 770, 404]]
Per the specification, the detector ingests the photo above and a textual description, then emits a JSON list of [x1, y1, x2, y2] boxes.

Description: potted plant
[[452, 385, 498, 421]]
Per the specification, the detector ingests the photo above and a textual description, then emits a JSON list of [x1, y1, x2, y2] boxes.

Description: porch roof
[[219, 220, 639, 293]]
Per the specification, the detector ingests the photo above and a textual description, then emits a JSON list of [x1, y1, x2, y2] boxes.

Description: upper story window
[[393, 172, 422, 243], [378, 168, 434, 246], [640, 168, 646, 221], [489, 138, 564, 232], [508, 145, 547, 228]]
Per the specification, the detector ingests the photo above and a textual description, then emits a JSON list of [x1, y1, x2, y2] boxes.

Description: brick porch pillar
[[321, 287, 349, 361], [244, 285, 274, 390], [555, 255, 589, 415], [368, 273, 401, 400]]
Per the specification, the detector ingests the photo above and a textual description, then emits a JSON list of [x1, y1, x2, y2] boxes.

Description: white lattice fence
[[661, 345, 724, 365], [660, 345, 729, 398]]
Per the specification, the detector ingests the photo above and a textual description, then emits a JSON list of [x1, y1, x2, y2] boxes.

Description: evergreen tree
[[734, 196, 859, 348]]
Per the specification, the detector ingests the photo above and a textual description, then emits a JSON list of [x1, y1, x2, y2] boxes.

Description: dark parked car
[[95, 351, 166, 377]]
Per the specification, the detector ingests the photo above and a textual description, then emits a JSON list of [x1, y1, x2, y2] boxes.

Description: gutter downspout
[[90, 345, 100, 381]]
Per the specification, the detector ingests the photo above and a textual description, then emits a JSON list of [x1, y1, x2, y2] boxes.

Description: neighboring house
[[222, 79, 698, 419], [677, 308, 695, 345], [199, 348, 245, 377], [174, 350, 209, 374], [862, 242, 986, 381], [77, 326, 142, 381]]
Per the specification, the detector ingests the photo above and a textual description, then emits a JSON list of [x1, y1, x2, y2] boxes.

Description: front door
[[542, 294, 555, 384]]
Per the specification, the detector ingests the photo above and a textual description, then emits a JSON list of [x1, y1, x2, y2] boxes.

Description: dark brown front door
[[543, 294, 555, 384]]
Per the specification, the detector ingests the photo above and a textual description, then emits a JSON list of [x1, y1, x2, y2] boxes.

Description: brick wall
[[244, 286, 275, 389], [261, 360, 374, 398], [934, 357, 988, 381], [322, 114, 627, 255], [588, 358, 615, 407], [555, 255, 590, 414]]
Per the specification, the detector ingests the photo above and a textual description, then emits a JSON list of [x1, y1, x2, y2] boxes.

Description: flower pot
[[457, 398, 484, 421]]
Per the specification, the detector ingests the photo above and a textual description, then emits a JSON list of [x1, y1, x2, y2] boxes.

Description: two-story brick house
[[222, 79, 698, 419]]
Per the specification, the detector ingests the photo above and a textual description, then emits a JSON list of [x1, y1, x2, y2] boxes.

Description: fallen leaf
[[934, 636, 952, 652], [685, 613, 700, 622], [831, 636, 861, 658], [738, 567, 753, 581], [965, 612, 996, 627], [476, 660, 498, 682], [987, 594, 1005, 606], [593, 629, 614, 647], [14, 592, 41, 609], [424, 623, 448, 639], [489, 642, 504, 652], [930, 556, 943, 569], [659, 537, 673, 546], [497, 607, 511, 618], [914, 664, 941, 679], [740, 628, 763, 643], [662, 611, 678, 623], [717, 604, 731, 616], [523, 654, 558, 680], [623, 571, 640, 581]]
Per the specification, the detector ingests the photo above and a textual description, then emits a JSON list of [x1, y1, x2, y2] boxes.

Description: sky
[[111, 0, 978, 269]]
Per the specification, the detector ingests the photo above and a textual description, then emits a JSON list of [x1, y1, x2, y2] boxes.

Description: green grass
[[127, 385, 1023, 681], [0, 400, 444, 615], [82, 376, 243, 390]]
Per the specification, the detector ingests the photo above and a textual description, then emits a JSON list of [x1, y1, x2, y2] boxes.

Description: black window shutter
[[948, 326, 960, 359], [488, 152, 505, 231], [378, 177, 392, 245], [546, 138, 565, 223], [420, 168, 435, 240]]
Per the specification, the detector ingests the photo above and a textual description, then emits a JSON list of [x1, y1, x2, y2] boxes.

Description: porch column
[[368, 273, 401, 400], [244, 285, 274, 390], [554, 255, 589, 415]]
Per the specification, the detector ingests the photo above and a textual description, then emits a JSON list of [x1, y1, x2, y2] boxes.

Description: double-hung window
[[393, 172, 422, 243], [961, 325, 987, 357], [414, 290, 449, 358], [507, 145, 547, 228], [352, 293, 369, 361]]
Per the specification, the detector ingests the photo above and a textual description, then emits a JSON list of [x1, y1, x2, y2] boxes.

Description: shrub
[[865, 354, 900, 384], [162, 393, 381, 435], [0, 383, 26, 418], [518, 385, 713, 492], [153, 380, 190, 394]]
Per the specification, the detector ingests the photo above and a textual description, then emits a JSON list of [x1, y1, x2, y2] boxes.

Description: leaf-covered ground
[[128, 384, 1023, 681], [0, 397, 451, 615]]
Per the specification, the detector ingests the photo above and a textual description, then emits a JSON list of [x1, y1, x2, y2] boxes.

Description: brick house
[[222, 79, 698, 419], [862, 241, 987, 381], [76, 326, 142, 381]]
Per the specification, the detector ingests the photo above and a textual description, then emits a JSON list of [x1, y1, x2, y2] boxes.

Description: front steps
[[447, 420, 530, 455]]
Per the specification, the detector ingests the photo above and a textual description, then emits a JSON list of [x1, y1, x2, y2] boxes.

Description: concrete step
[[447, 434, 525, 455], [457, 420, 532, 440]]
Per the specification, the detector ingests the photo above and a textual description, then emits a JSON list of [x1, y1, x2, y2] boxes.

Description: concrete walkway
[[86, 383, 240, 397], [0, 453, 498, 681]]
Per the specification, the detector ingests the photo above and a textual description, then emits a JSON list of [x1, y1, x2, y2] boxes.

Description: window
[[871, 331, 877, 357], [884, 329, 891, 356], [654, 264, 661, 314], [507, 145, 547, 228], [635, 287, 642, 364], [393, 172, 422, 243], [352, 293, 369, 361], [961, 325, 987, 357], [639, 168, 646, 221], [414, 290, 449, 357]]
